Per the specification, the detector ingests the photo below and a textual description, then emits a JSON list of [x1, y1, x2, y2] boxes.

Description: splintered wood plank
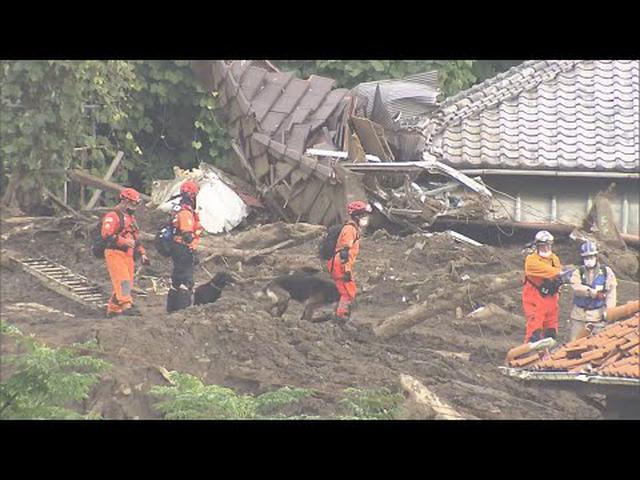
[[240, 66, 268, 101]]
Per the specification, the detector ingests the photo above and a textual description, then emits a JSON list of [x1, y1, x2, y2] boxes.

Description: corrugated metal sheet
[[353, 70, 440, 118], [424, 60, 640, 173]]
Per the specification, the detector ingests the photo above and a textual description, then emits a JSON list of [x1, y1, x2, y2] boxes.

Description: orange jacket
[[524, 252, 562, 287], [335, 220, 361, 273], [101, 207, 145, 258], [172, 205, 203, 250]]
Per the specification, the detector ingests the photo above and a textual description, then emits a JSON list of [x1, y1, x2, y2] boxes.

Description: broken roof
[[505, 314, 639, 385], [422, 60, 640, 173]]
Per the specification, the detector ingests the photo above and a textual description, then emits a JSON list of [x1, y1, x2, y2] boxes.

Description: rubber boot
[[166, 287, 179, 313], [173, 284, 193, 312], [528, 329, 543, 343]]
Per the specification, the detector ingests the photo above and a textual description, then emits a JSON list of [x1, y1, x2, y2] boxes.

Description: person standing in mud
[[102, 188, 150, 318], [521, 230, 567, 343], [328, 200, 372, 328], [567, 241, 617, 341], [166, 180, 203, 313]]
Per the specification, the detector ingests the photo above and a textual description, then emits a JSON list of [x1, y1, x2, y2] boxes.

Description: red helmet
[[347, 200, 372, 217], [180, 180, 200, 197], [120, 187, 141, 203]]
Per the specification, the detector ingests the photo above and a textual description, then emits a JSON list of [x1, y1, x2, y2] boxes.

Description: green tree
[[1, 60, 138, 208], [0, 322, 111, 419]]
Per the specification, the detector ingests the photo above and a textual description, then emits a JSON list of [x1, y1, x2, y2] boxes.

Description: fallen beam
[[67, 168, 152, 203], [374, 270, 523, 339]]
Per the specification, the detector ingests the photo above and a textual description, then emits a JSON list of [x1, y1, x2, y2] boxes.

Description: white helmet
[[534, 230, 554, 244]]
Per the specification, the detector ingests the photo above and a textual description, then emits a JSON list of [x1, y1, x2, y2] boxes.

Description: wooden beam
[[67, 168, 152, 202], [85, 151, 124, 209]]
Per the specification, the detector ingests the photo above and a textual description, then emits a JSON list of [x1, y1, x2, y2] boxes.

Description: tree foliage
[[0, 322, 111, 419], [0, 60, 231, 210]]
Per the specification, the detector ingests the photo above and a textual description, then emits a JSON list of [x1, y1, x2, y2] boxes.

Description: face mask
[[359, 216, 369, 228], [584, 257, 597, 269], [538, 249, 552, 258]]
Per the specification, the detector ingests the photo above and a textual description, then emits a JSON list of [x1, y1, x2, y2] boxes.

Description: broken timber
[[68, 168, 152, 203], [374, 270, 523, 339], [6, 255, 108, 311]]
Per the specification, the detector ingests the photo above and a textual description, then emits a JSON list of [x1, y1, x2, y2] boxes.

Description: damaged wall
[[485, 177, 640, 235]]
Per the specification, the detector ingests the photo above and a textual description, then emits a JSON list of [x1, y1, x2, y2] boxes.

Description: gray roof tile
[[424, 60, 639, 172]]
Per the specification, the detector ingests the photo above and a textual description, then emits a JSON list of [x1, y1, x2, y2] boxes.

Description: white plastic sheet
[[155, 164, 248, 234]]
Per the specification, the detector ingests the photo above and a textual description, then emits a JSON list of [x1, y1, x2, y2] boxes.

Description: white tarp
[[154, 163, 248, 234]]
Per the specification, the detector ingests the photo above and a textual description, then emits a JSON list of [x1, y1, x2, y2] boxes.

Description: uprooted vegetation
[[1, 208, 638, 419]]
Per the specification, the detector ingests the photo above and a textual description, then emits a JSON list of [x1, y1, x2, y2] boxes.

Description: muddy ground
[[1, 207, 638, 419]]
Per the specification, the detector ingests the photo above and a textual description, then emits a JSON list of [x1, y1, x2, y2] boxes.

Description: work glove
[[343, 271, 352, 282], [141, 254, 151, 266]]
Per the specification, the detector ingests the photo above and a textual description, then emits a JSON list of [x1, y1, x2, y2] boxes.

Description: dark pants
[[167, 243, 195, 313]]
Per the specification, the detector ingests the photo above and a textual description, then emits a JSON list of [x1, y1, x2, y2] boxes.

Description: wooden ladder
[[15, 256, 107, 311]]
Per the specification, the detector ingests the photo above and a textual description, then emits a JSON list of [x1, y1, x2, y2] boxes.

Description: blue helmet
[[580, 241, 599, 257]]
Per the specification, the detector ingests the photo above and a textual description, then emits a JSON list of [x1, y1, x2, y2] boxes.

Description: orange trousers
[[522, 282, 559, 342], [104, 249, 135, 314], [327, 257, 357, 319]]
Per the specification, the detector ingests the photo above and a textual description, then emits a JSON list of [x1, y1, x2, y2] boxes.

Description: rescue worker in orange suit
[[522, 230, 568, 343], [102, 188, 150, 317], [327, 200, 372, 328], [166, 180, 204, 313]]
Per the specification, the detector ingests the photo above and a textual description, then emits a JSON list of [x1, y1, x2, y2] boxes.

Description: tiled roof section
[[195, 60, 350, 154], [508, 314, 640, 379], [425, 60, 640, 172]]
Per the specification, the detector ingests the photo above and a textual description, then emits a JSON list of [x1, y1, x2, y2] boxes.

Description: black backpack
[[91, 210, 125, 258], [155, 222, 175, 257], [318, 224, 344, 261]]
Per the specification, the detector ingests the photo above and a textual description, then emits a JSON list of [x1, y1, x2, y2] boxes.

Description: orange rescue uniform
[[327, 220, 361, 319], [522, 252, 562, 342], [172, 204, 203, 250], [101, 208, 146, 315]]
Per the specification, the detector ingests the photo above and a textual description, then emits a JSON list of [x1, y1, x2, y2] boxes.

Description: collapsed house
[[191, 60, 493, 230]]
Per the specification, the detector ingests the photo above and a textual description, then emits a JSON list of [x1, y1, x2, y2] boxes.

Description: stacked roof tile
[[423, 60, 640, 173], [507, 314, 640, 379]]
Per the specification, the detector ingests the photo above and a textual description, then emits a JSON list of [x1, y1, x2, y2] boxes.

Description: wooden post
[[85, 151, 124, 210]]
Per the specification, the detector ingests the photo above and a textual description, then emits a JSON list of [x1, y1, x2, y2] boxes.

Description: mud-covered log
[[399, 374, 473, 420], [374, 270, 523, 339]]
